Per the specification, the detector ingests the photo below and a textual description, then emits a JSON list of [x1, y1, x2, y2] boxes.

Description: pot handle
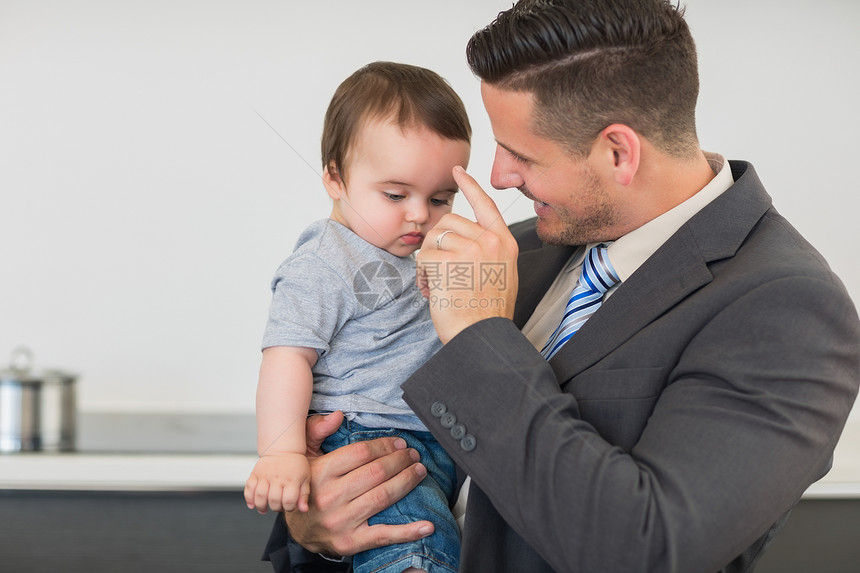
[[9, 346, 34, 375]]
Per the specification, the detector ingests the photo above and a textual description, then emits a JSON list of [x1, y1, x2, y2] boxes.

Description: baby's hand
[[244, 452, 311, 514]]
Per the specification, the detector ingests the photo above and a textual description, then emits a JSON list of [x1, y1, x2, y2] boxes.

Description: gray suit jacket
[[402, 161, 860, 572]]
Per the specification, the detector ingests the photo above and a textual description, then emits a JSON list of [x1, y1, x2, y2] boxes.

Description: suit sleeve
[[401, 276, 860, 572]]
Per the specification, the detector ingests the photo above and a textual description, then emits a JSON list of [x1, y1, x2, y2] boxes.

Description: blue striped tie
[[540, 244, 620, 361]]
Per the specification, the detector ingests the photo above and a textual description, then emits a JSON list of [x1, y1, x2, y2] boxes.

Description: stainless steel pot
[[0, 347, 77, 453]]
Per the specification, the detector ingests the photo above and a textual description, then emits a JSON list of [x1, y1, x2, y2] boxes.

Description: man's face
[[481, 82, 620, 246]]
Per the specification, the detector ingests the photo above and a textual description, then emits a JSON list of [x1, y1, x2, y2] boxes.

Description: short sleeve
[[261, 253, 356, 354]]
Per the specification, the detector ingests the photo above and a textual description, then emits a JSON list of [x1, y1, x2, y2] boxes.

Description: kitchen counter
[[805, 415, 860, 498], [0, 452, 256, 491], [1, 413, 859, 495], [1, 412, 258, 491], [2, 414, 859, 573]]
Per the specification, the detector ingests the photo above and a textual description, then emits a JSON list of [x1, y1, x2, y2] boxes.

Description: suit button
[[451, 423, 466, 440], [440, 412, 456, 428], [431, 402, 447, 417], [460, 434, 477, 452]]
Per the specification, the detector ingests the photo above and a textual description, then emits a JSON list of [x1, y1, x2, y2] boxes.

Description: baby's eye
[[431, 197, 452, 207], [384, 192, 405, 202]]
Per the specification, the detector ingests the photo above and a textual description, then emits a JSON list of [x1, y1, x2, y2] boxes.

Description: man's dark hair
[[466, 0, 700, 158]]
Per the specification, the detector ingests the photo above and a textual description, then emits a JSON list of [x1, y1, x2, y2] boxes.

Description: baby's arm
[[244, 345, 318, 514]]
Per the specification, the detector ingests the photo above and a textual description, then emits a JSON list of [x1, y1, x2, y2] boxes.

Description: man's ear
[[322, 162, 346, 200], [597, 124, 640, 186]]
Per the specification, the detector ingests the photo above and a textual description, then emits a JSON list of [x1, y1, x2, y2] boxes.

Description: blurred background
[[1, 1, 859, 571], [2, 0, 858, 416]]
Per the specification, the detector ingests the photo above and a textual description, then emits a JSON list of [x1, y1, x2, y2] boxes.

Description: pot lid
[[0, 347, 77, 383]]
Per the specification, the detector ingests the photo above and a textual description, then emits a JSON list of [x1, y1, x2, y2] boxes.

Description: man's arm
[[405, 167, 860, 571], [403, 276, 860, 571], [403, 168, 860, 572]]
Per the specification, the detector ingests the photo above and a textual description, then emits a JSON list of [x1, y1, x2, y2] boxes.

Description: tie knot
[[580, 244, 620, 294]]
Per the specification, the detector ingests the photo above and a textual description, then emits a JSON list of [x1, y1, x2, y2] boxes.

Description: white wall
[[1, 1, 858, 415]]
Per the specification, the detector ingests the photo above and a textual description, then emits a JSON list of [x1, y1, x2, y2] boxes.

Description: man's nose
[[489, 146, 526, 190]]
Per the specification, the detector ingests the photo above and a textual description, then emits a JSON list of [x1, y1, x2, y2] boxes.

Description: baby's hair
[[321, 61, 471, 182]]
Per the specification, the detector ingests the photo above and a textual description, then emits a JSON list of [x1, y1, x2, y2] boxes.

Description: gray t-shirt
[[262, 219, 440, 431]]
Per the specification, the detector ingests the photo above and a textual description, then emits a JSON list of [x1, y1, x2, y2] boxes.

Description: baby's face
[[327, 118, 470, 257]]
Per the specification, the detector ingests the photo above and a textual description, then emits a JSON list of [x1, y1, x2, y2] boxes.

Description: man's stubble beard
[[533, 168, 618, 247]]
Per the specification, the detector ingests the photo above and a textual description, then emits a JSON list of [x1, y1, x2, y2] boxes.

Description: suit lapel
[[513, 240, 578, 329], [547, 160, 773, 378], [550, 225, 713, 376]]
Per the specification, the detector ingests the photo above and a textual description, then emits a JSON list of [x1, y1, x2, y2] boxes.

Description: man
[[264, 1, 860, 571]]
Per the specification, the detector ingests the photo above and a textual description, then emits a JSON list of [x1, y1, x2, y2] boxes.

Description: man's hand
[[418, 166, 519, 343], [284, 412, 434, 557]]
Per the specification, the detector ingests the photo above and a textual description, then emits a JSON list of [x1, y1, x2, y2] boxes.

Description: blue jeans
[[322, 419, 460, 573]]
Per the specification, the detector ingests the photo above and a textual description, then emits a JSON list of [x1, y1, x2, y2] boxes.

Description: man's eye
[[510, 151, 529, 164], [384, 192, 405, 202]]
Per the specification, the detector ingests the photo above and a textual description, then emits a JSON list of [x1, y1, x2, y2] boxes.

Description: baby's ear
[[322, 162, 346, 200]]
